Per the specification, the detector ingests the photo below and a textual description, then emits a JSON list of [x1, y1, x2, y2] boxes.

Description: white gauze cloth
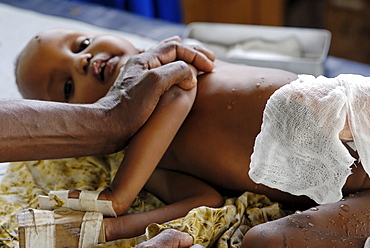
[[249, 74, 370, 204]]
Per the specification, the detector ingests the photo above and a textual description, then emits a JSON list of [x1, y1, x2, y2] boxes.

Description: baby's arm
[[104, 168, 224, 240], [102, 66, 199, 214]]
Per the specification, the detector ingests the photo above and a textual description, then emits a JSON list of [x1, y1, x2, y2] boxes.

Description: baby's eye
[[77, 38, 90, 52], [64, 79, 74, 101]]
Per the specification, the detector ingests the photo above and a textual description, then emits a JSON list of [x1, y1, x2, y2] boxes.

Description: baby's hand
[[98, 187, 132, 216]]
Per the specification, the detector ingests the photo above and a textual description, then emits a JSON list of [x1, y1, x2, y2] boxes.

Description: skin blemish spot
[[226, 100, 236, 110]]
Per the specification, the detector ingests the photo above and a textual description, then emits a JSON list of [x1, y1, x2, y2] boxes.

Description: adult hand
[[0, 38, 214, 162], [144, 36, 214, 88], [96, 37, 215, 147], [118, 36, 214, 91], [135, 229, 205, 248]]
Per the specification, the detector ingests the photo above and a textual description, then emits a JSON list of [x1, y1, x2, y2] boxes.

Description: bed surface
[[0, 0, 369, 181]]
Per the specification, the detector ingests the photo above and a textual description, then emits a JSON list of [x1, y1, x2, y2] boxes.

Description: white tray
[[183, 22, 331, 76]]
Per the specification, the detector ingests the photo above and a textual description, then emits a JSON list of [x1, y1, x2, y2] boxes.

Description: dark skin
[[105, 61, 369, 247], [243, 189, 370, 248], [18, 29, 370, 247], [11, 31, 214, 162], [135, 229, 204, 248]]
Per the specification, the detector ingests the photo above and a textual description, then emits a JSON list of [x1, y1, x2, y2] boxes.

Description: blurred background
[[66, 0, 370, 65]]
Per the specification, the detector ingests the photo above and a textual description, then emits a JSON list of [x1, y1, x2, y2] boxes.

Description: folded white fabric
[[365, 237, 370, 248], [249, 74, 370, 204], [38, 190, 117, 217]]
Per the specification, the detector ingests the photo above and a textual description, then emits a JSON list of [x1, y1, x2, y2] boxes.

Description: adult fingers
[[139, 61, 197, 90], [158, 36, 215, 62], [159, 36, 182, 43], [115, 37, 214, 87], [135, 229, 194, 248], [176, 231, 194, 248], [148, 37, 215, 73]]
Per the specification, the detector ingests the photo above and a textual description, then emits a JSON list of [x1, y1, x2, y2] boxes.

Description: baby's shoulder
[[207, 60, 297, 93]]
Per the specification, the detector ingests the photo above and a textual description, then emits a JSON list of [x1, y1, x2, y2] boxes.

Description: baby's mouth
[[99, 61, 107, 81], [91, 55, 118, 84]]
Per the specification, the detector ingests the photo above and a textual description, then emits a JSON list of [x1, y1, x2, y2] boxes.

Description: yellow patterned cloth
[[93, 192, 286, 248], [0, 152, 287, 248]]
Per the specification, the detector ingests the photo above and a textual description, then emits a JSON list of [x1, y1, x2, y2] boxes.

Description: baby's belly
[[164, 146, 252, 191], [160, 128, 255, 193]]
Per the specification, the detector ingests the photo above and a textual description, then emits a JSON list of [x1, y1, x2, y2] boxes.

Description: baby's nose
[[74, 53, 92, 74]]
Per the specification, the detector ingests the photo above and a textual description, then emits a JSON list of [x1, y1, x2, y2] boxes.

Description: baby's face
[[17, 28, 139, 103]]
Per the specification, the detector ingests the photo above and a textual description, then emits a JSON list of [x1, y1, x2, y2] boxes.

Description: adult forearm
[[0, 37, 214, 163], [0, 99, 124, 162], [0, 63, 196, 162]]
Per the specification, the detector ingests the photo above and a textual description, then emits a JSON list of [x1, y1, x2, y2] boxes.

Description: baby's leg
[[242, 190, 370, 248]]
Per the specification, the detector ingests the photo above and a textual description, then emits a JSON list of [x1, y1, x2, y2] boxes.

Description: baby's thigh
[[242, 220, 366, 248], [242, 190, 370, 248]]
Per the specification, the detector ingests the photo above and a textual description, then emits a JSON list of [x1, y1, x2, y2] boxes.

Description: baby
[[16, 28, 370, 247]]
